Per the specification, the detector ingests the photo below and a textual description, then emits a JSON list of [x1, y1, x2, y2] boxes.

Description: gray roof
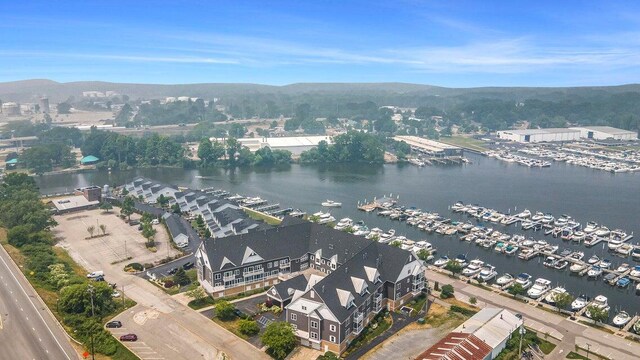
[[499, 128, 580, 135], [165, 213, 188, 238], [269, 274, 308, 301]]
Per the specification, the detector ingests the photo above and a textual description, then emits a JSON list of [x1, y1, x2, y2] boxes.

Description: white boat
[[630, 265, 640, 277], [334, 218, 353, 230], [434, 256, 450, 267], [321, 200, 342, 207], [515, 209, 531, 219], [496, 273, 514, 286], [595, 227, 611, 237], [570, 251, 585, 261], [583, 222, 599, 234], [598, 259, 611, 269], [585, 295, 610, 318], [613, 311, 631, 327], [571, 295, 588, 311], [478, 265, 498, 282], [531, 212, 545, 222], [571, 231, 586, 242], [527, 278, 552, 299], [412, 241, 434, 253], [587, 255, 600, 265], [462, 259, 484, 277], [544, 287, 567, 305], [569, 263, 586, 273], [312, 212, 336, 224], [608, 239, 624, 251], [515, 273, 533, 289], [614, 263, 630, 273], [587, 266, 603, 278]]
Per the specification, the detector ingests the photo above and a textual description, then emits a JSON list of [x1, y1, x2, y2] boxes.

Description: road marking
[[0, 314, 3, 330], [0, 251, 73, 360]]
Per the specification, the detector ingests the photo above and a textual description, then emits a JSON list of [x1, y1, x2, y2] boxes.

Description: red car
[[120, 334, 138, 342]]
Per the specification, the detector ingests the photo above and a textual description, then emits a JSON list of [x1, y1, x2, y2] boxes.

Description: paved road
[[428, 269, 639, 360], [0, 247, 79, 360]]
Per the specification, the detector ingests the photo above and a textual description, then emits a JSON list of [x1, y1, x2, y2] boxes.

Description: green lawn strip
[[343, 313, 392, 357], [438, 136, 488, 152], [242, 207, 282, 226]]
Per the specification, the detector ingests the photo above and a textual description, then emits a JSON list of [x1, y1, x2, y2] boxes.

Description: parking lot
[[53, 209, 181, 269]]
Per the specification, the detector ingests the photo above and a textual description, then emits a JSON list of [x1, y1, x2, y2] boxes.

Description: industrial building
[[394, 136, 463, 157], [1, 102, 21, 116], [415, 308, 523, 360], [569, 126, 638, 141], [213, 136, 334, 155], [39, 97, 50, 113], [497, 128, 581, 143]]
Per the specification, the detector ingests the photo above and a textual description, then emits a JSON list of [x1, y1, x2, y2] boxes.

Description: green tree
[[197, 138, 215, 165], [554, 292, 573, 312], [87, 225, 95, 238], [508, 283, 526, 297], [586, 305, 608, 324], [238, 319, 260, 336], [141, 223, 156, 244], [261, 321, 297, 360], [7, 225, 35, 247], [185, 285, 207, 303], [215, 300, 236, 321], [59, 283, 115, 316], [444, 261, 463, 276], [57, 102, 72, 114], [440, 284, 455, 299], [121, 196, 135, 221], [173, 267, 191, 286], [99, 202, 113, 213], [318, 352, 340, 360], [416, 249, 431, 262], [171, 203, 182, 214]]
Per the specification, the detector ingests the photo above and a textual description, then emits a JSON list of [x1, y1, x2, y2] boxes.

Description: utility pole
[[586, 343, 591, 360], [518, 324, 525, 358], [88, 285, 96, 360]]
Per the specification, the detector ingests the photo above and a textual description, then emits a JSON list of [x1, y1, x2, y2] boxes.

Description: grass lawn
[[343, 313, 392, 357], [212, 317, 249, 340], [188, 296, 216, 310], [408, 294, 428, 313], [438, 136, 488, 152], [243, 207, 282, 226], [566, 352, 589, 359], [538, 338, 557, 354], [422, 303, 468, 329]]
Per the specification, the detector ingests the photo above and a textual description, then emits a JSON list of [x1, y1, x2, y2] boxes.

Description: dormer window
[[348, 299, 355, 309]]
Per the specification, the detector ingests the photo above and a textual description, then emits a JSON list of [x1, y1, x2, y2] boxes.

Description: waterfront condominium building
[[195, 216, 426, 354]]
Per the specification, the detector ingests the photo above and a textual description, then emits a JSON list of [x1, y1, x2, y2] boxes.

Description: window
[[215, 273, 221, 280], [310, 291, 315, 299], [291, 313, 297, 321], [311, 321, 318, 329], [321, 259, 326, 265], [235, 269, 240, 275], [267, 262, 272, 269], [331, 263, 336, 270], [301, 254, 308, 261], [329, 335, 336, 343], [302, 305, 307, 311], [291, 324, 297, 330], [310, 255, 314, 260], [310, 332, 318, 340], [330, 324, 336, 332]]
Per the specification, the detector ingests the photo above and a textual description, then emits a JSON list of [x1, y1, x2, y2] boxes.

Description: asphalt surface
[[0, 246, 79, 360]]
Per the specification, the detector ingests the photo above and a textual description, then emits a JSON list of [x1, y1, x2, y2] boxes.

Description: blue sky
[[1, 0, 639, 87]]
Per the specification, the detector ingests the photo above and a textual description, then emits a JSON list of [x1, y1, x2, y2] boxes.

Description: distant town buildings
[[214, 136, 334, 155], [82, 91, 118, 98], [1, 102, 21, 116]]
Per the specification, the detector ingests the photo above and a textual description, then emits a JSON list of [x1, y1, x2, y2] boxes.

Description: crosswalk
[[110, 329, 165, 360]]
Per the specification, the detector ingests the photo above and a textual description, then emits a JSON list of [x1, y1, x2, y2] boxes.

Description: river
[[35, 154, 640, 317]]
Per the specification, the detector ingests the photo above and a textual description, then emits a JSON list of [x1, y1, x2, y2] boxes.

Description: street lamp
[[586, 343, 591, 360]]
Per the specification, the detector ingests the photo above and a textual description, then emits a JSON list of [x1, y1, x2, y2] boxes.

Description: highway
[[0, 246, 79, 360]]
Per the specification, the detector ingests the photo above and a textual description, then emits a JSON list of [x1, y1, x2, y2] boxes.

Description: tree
[[58, 282, 115, 316], [141, 223, 156, 244], [440, 284, 455, 299], [215, 300, 236, 321], [99, 224, 107, 236], [554, 292, 573, 312], [157, 194, 169, 207], [121, 196, 135, 221], [173, 268, 191, 286], [57, 102, 72, 114], [444, 261, 463, 276], [318, 352, 340, 360], [171, 203, 182, 214], [586, 305, 608, 324], [261, 321, 297, 360], [87, 225, 95, 238], [185, 285, 207, 303], [238, 319, 260, 336], [469, 297, 477, 305], [100, 202, 113, 213], [7, 225, 35, 247], [416, 249, 431, 262], [508, 283, 526, 297]]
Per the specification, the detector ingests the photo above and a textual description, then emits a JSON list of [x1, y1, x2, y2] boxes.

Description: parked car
[[233, 309, 247, 319], [93, 276, 105, 282], [120, 334, 137, 341], [129, 220, 140, 226], [168, 267, 178, 275], [152, 219, 160, 225], [112, 291, 121, 298], [106, 321, 122, 328], [182, 262, 194, 270], [86, 271, 104, 278]]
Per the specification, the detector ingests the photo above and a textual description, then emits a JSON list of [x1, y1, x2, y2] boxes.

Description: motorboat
[[412, 241, 434, 253], [334, 218, 353, 230], [560, 228, 573, 241], [321, 200, 342, 207], [571, 231, 586, 243], [607, 239, 624, 251], [527, 278, 552, 299], [515, 209, 531, 219], [598, 259, 612, 269], [462, 259, 484, 277], [614, 263, 630, 273], [630, 265, 640, 277], [559, 249, 572, 257], [571, 295, 589, 311], [616, 244, 634, 256], [595, 227, 611, 237], [587, 255, 600, 265], [496, 273, 514, 286], [554, 260, 568, 270], [569, 263, 586, 273], [587, 266, 603, 278], [289, 209, 306, 218], [603, 272, 617, 285], [616, 277, 631, 288], [478, 265, 498, 282], [515, 273, 533, 289], [543, 256, 557, 268], [379, 229, 396, 243], [313, 212, 336, 224], [352, 225, 370, 236], [585, 295, 610, 318], [366, 228, 383, 240], [583, 221, 599, 234], [570, 251, 585, 261], [400, 239, 415, 251], [544, 287, 567, 305], [633, 248, 640, 261], [541, 214, 555, 224], [434, 256, 450, 267], [613, 311, 631, 327], [531, 212, 545, 222], [504, 245, 518, 255]]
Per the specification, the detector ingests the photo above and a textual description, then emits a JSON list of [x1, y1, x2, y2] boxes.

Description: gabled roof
[[268, 274, 308, 301], [415, 332, 492, 360]]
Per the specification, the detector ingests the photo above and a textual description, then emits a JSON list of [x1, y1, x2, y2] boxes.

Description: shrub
[[215, 300, 235, 321], [238, 319, 260, 336], [449, 305, 477, 316], [124, 262, 144, 272], [469, 297, 477, 305], [261, 322, 296, 360], [163, 279, 175, 288], [173, 268, 191, 286], [144, 263, 155, 269], [440, 284, 454, 299]]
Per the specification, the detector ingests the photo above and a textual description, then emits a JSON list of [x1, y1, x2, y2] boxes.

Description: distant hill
[[1, 79, 640, 103]]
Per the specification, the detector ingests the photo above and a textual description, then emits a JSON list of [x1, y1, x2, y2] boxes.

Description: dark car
[[233, 309, 247, 319], [168, 267, 178, 275], [106, 321, 122, 328], [120, 334, 137, 341], [93, 276, 105, 282], [129, 220, 140, 226], [182, 262, 194, 270]]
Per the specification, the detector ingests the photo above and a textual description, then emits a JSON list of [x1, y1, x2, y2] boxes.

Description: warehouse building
[[569, 126, 638, 141], [394, 136, 463, 157], [497, 128, 581, 143]]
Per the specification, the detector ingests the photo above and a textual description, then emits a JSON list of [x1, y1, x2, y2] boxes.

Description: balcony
[[223, 274, 235, 281], [353, 312, 364, 334], [279, 262, 291, 269], [243, 268, 264, 277], [373, 294, 383, 312]]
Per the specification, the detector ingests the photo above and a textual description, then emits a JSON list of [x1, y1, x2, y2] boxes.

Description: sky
[[1, 0, 640, 87]]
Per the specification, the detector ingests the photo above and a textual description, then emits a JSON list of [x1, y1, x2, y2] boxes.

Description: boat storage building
[[569, 126, 638, 141], [497, 128, 581, 143]]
